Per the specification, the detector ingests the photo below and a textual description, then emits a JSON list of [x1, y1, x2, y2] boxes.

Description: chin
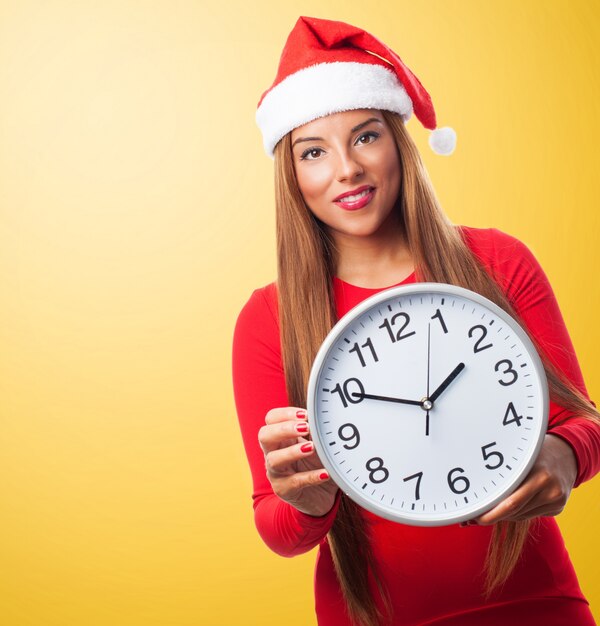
[[336, 225, 387, 239]]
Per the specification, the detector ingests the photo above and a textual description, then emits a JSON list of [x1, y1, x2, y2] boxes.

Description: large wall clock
[[307, 283, 549, 526]]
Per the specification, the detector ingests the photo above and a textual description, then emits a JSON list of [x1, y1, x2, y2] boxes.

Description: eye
[[300, 147, 325, 161], [355, 131, 380, 145]]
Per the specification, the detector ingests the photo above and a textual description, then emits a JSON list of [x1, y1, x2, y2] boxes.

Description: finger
[[266, 440, 319, 477], [475, 479, 540, 525], [264, 407, 308, 425], [510, 502, 566, 521], [271, 467, 331, 499], [506, 491, 568, 520], [258, 416, 310, 454], [499, 485, 568, 521]]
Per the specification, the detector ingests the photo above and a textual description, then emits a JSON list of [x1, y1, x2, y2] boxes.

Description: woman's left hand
[[473, 434, 578, 525]]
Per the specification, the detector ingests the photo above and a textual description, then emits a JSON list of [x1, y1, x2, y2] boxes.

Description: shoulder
[[457, 224, 532, 259], [458, 225, 541, 282], [232, 281, 281, 359], [457, 224, 551, 305], [235, 281, 279, 326]]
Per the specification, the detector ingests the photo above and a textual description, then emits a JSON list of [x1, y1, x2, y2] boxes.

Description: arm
[[232, 286, 340, 557], [486, 229, 599, 487], [470, 229, 599, 525]]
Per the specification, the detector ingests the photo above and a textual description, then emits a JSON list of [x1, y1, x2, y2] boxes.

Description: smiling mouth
[[339, 188, 371, 202], [334, 187, 375, 210]]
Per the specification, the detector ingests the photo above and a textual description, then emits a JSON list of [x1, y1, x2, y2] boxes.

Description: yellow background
[[0, 1, 598, 624]]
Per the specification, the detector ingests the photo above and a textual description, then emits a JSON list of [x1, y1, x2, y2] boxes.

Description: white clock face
[[307, 283, 548, 526]]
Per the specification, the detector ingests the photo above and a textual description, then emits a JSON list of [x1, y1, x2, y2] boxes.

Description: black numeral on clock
[[481, 441, 505, 469], [468, 324, 493, 353], [349, 337, 379, 367], [495, 359, 518, 386], [378, 312, 416, 343], [502, 401, 523, 427], [338, 423, 360, 450], [330, 378, 365, 408], [403, 471, 423, 500], [448, 467, 470, 494], [431, 309, 448, 334], [366, 457, 389, 484]]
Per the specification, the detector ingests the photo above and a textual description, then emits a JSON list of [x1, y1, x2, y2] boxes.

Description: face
[[290, 109, 402, 243]]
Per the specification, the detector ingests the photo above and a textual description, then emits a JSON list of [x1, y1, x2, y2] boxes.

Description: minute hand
[[429, 363, 466, 403], [351, 392, 422, 406]]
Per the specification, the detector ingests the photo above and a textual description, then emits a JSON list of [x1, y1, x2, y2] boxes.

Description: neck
[[332, 213, 414, 289]]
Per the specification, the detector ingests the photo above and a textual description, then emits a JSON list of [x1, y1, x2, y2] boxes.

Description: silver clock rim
[[306, 282, 550, 527]]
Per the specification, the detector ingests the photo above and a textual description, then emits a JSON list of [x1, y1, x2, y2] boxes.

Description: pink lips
[[333, 186, 375, 211]]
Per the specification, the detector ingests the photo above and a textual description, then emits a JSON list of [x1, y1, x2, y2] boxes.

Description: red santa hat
[[256, 16, 456, 158]]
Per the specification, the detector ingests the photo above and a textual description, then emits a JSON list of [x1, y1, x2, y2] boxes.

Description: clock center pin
[[421, 399, 433, 411]]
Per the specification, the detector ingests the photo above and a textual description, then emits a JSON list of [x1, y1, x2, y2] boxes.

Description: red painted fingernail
[[296, 410, 307, 420], [319, 472, 329, 480], [296, 422, 308, 433], [300, 443, 313, 453]]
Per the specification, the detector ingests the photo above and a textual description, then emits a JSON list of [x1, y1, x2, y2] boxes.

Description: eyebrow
[[291, 117, 383, 149]]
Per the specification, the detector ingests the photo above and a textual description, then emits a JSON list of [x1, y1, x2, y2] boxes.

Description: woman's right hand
[[258, 407, 340, 517]]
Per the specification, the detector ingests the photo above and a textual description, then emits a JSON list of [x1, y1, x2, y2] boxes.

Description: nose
[[335, 149, 364, 182]]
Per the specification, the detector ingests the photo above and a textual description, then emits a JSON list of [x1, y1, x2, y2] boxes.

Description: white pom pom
[[429, 127, 456, 155]]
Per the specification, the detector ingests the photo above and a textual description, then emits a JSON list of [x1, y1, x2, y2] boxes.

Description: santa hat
[[256, 16, 456, 158]]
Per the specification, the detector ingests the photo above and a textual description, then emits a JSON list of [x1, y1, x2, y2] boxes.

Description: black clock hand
[[429, 362, 466, 403], [426, 323, 431, 436], [351, 392, 422, 406]]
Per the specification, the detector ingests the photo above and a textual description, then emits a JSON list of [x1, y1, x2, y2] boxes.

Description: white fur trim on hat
[[256, 61, 413, 158]]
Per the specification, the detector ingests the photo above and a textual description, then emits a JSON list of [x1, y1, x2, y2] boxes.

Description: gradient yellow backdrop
[[0, 1, 598, 624]]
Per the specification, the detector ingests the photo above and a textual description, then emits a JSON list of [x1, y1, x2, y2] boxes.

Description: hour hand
[[351, 391, 422, 406], [429, 363, 466, 403]]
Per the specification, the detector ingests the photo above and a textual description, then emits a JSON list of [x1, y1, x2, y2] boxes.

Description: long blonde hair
[[273, 109, 600, 626]]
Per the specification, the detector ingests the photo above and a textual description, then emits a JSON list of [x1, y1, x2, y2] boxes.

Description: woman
[[232, 16, 600, 626]]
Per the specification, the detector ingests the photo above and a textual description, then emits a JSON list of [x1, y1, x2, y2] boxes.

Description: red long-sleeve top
[[232, 226, 599, 625]]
